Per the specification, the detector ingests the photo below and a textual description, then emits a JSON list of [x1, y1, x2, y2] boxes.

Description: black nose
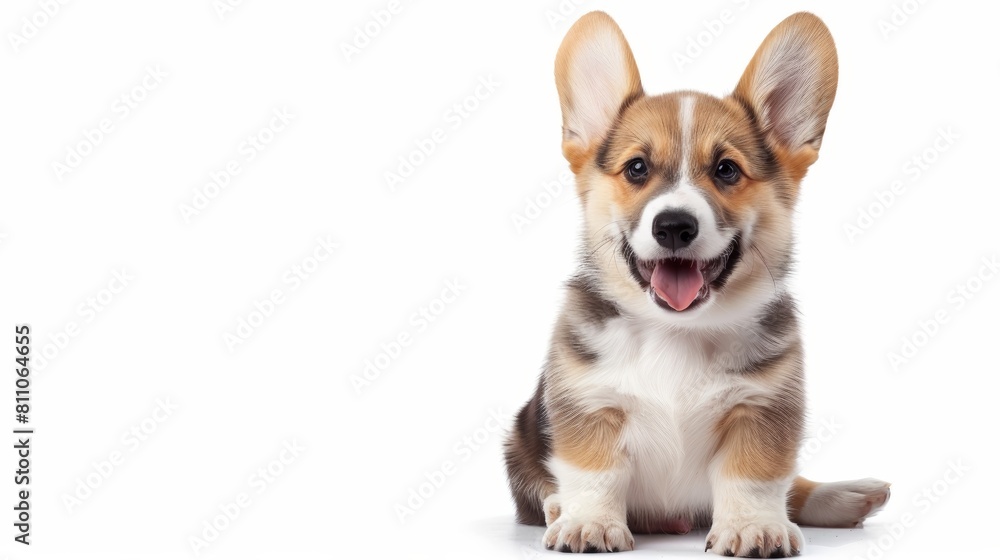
[[652, 211, 698, 250]]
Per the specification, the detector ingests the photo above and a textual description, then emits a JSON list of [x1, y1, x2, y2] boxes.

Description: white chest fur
[[571, 317, 770, 514]]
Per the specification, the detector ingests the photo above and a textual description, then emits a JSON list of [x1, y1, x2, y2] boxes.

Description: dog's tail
[[788, 476, 891, 527]]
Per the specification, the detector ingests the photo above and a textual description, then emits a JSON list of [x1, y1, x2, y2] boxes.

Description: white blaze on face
[[628, 95, 733, 262], [679, 95, 695, 179]]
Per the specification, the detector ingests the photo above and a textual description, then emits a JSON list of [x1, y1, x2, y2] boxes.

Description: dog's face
[[555, 12, 837, 326]]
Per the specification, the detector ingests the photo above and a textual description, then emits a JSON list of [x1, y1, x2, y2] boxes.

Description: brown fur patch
[[772, 143, 817, 189], [551, 406, 627, 471], [598, 96, 683, 229], [716, 404, 799, 479], [787, 476, 820, 519], [715, 348, 804, 479]]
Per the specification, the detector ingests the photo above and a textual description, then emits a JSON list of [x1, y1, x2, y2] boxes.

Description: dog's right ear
[[555, 12, 643, 173]]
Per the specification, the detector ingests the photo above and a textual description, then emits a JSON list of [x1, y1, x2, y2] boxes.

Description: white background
[[1, 0, 998, 558]]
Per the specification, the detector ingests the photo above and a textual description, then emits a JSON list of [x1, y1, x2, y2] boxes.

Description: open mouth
[[627, 236, 741, 312]]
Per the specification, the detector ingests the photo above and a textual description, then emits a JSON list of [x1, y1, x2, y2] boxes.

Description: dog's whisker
[[750, 244, 777, 293], [585, 236, 618, 262]]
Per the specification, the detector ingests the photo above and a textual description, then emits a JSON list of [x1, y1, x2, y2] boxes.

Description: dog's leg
[[789, 476, 891, 528], [706, 403, 804, 558], [542, 407, 633, 553], [504, 380, 556, 526]]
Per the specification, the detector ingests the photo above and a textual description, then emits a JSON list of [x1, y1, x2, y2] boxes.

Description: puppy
[[504, 12, 889, 556]]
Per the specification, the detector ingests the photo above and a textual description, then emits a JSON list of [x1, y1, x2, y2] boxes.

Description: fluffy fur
[[504, 12, 889, 556]]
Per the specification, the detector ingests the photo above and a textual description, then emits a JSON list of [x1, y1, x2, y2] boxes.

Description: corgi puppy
[[504, 12, 890, 556]]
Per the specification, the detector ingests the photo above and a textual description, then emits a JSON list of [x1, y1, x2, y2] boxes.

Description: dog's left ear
[[734, 12, 838, 168]]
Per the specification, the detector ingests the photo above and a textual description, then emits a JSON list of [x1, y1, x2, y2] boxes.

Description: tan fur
[[715, 345, 804, 480], [551, 406, 627, 471], [772, 144, 817, 188], [716, 404, 798, 480], [787, 476, 820, 520]]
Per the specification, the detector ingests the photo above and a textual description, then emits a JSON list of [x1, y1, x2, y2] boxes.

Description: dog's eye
[[624, 158, 649, 184], [714, 159, 741, 185]]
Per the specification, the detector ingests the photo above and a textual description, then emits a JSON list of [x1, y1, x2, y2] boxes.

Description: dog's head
[[556, 12, 838, 327]]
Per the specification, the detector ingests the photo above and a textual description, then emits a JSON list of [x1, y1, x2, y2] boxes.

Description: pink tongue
[[650, 260, 704, 311]]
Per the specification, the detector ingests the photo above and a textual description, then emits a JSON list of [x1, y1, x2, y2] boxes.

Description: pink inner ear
[[765, 78, 809, 147], [735, 14, 838, 153]]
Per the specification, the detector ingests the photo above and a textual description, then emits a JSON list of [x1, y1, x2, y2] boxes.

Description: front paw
[[543, 514, 634, 553], [705, 516, 803, 557]]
